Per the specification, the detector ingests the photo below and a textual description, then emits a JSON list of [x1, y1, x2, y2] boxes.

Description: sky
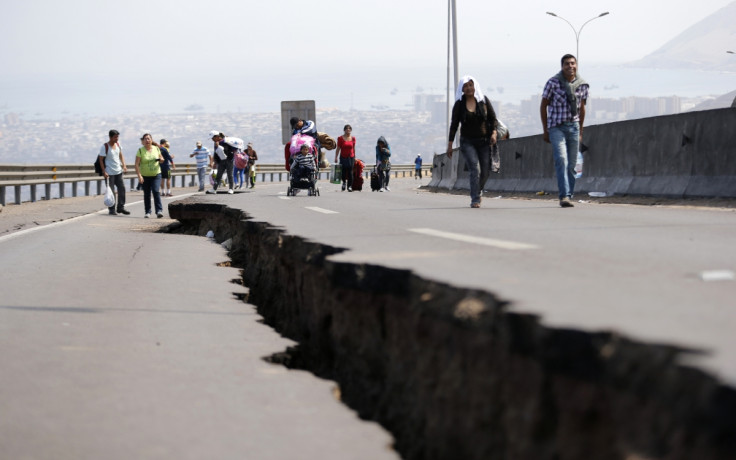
[[1, 0, 734, 115]]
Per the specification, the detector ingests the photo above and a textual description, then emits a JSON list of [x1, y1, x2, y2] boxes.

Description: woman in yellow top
[[134, 133, 165, 218]]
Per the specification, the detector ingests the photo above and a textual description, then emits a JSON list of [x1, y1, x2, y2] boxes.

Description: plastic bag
[[574, 151, 584, 178], [103, 185, 115, 208], [289, 134, 314, 155]]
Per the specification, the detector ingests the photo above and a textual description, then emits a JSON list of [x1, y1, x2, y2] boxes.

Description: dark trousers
[[107, 173, 126, 212], [142, 174, 162, 214], [340, 157, 354, 187], [214, 159, 234, 190]]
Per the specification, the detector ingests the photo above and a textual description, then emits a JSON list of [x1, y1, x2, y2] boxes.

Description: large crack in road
[[169, 199, 736, 460]]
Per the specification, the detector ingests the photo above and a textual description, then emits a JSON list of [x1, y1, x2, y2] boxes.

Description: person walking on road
[[159, 139, 176, 196], [135, 134, 165, 218], [375, 136, 392, 192], [233, 149, 248, 190], [540, 54, 589, 208], [190, 141, 211, 192], [335, 124, 356, 192], [206, 131, 235, 195], [447, 75, 498, 208], [414, 154, 422, 180], [98, 129, 130, 215], [246, 142, 258, 188]]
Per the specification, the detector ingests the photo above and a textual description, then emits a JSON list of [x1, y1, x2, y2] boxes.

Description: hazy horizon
[[2, 0, 735, 120]]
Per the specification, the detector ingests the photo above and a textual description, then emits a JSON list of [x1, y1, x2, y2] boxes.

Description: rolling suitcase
[[370, 167, 381, 191]]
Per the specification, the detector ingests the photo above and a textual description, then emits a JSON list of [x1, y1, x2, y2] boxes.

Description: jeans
[[378, 163, 390, 188], [214, 159, 234, 190], [340, 157, 354, 187], [196, 167, 207, 191], [142, 174, 162, 214], [233, 167, 245, 187], [107, 173, 126, 212], [460, 137, 490, 205], [549, 122, 579, 199]]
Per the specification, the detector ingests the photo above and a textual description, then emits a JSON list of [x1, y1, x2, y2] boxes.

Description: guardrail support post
[[85, 181, 91, 196], [0, 186, 6, 206], [59, 183, 65, 199], [96, 180, 102, 196], [14, 186, 22, 204], [45, 184, 51, 200], [72, 182, 78, 198], [30, 185, 37, 202]]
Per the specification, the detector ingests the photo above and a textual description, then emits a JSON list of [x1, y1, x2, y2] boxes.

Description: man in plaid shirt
[[540, 54, 589, 207]]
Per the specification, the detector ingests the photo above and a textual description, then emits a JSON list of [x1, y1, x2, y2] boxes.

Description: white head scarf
[[455, 75, 485, 103]]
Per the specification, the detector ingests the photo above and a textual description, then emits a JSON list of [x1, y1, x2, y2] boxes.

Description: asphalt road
[[0, 187, 398, 460], [1, 178, 735, 458]]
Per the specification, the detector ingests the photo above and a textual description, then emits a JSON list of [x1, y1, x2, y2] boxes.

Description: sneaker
[[471, 202, 480, 208], [108, 210, 117, 215], [379, 188, 384, 192], [228, 189, 234, 194], [145, 212, 151, 218], [118, 209, 131, 215], [206, 189, 216, 194], [156, 212, 164, 218], [342, 182, 346, 191], [560, 197, 574, 208], [198, 188, 205, 192], [348, 187, 353, 192], [385, 186, 391, 191]]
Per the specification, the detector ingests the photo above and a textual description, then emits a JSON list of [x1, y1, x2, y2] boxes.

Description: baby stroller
[[287, 134, 320, 196]]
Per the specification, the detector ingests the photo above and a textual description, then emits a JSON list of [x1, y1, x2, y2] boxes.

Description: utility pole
[[447, 0, 459, 146]]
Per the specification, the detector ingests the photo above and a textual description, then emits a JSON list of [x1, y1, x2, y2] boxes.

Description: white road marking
[[700, 270, 735, 282], [0, 193, 199, 244], [305, 207, 339, 214], [278, 196, 290, 200], [408, 228, 539, 250]]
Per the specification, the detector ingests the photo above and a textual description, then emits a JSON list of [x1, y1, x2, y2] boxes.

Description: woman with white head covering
[[447, 75, 498, 208]]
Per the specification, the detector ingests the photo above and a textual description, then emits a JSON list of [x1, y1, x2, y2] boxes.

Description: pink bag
[[289, 134, 314, 155], [234, 151, 248, 169]]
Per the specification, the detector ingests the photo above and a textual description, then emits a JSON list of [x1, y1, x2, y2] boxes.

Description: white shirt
[[99, 142, 123, 175]]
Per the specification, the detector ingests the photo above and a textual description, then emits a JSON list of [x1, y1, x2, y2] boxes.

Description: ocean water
[[1, 64, 733, 119]]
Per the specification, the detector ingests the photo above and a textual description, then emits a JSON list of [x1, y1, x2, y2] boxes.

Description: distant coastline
[[1, 64, 733, 121]]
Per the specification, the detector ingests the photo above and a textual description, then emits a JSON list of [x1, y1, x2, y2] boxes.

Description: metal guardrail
[[0, 163, 432, 205]]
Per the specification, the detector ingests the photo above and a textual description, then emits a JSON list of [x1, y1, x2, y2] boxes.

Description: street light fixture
[[546, 11, 610, 67]]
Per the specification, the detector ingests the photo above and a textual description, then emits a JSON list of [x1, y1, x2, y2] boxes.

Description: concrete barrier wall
[[432, 108, 736, 198]]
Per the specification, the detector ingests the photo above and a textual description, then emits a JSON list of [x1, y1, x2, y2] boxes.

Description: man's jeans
[[549, 122, 579, 199], [460, 137, 490, 205]]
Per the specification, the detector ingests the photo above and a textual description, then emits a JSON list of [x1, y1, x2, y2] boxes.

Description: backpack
[[95, 143, 119, 176]]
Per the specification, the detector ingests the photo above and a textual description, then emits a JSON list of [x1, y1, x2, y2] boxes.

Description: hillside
[[629, 2, 736, 71]]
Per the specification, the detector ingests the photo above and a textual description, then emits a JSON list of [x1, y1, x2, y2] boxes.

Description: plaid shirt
[[542, 76, 589, 128]]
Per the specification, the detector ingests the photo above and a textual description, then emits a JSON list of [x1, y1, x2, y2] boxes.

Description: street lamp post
[[546, 11, 610, 67]]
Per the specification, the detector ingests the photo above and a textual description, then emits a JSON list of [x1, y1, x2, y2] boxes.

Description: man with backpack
[[98, 129, 130, 215]]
